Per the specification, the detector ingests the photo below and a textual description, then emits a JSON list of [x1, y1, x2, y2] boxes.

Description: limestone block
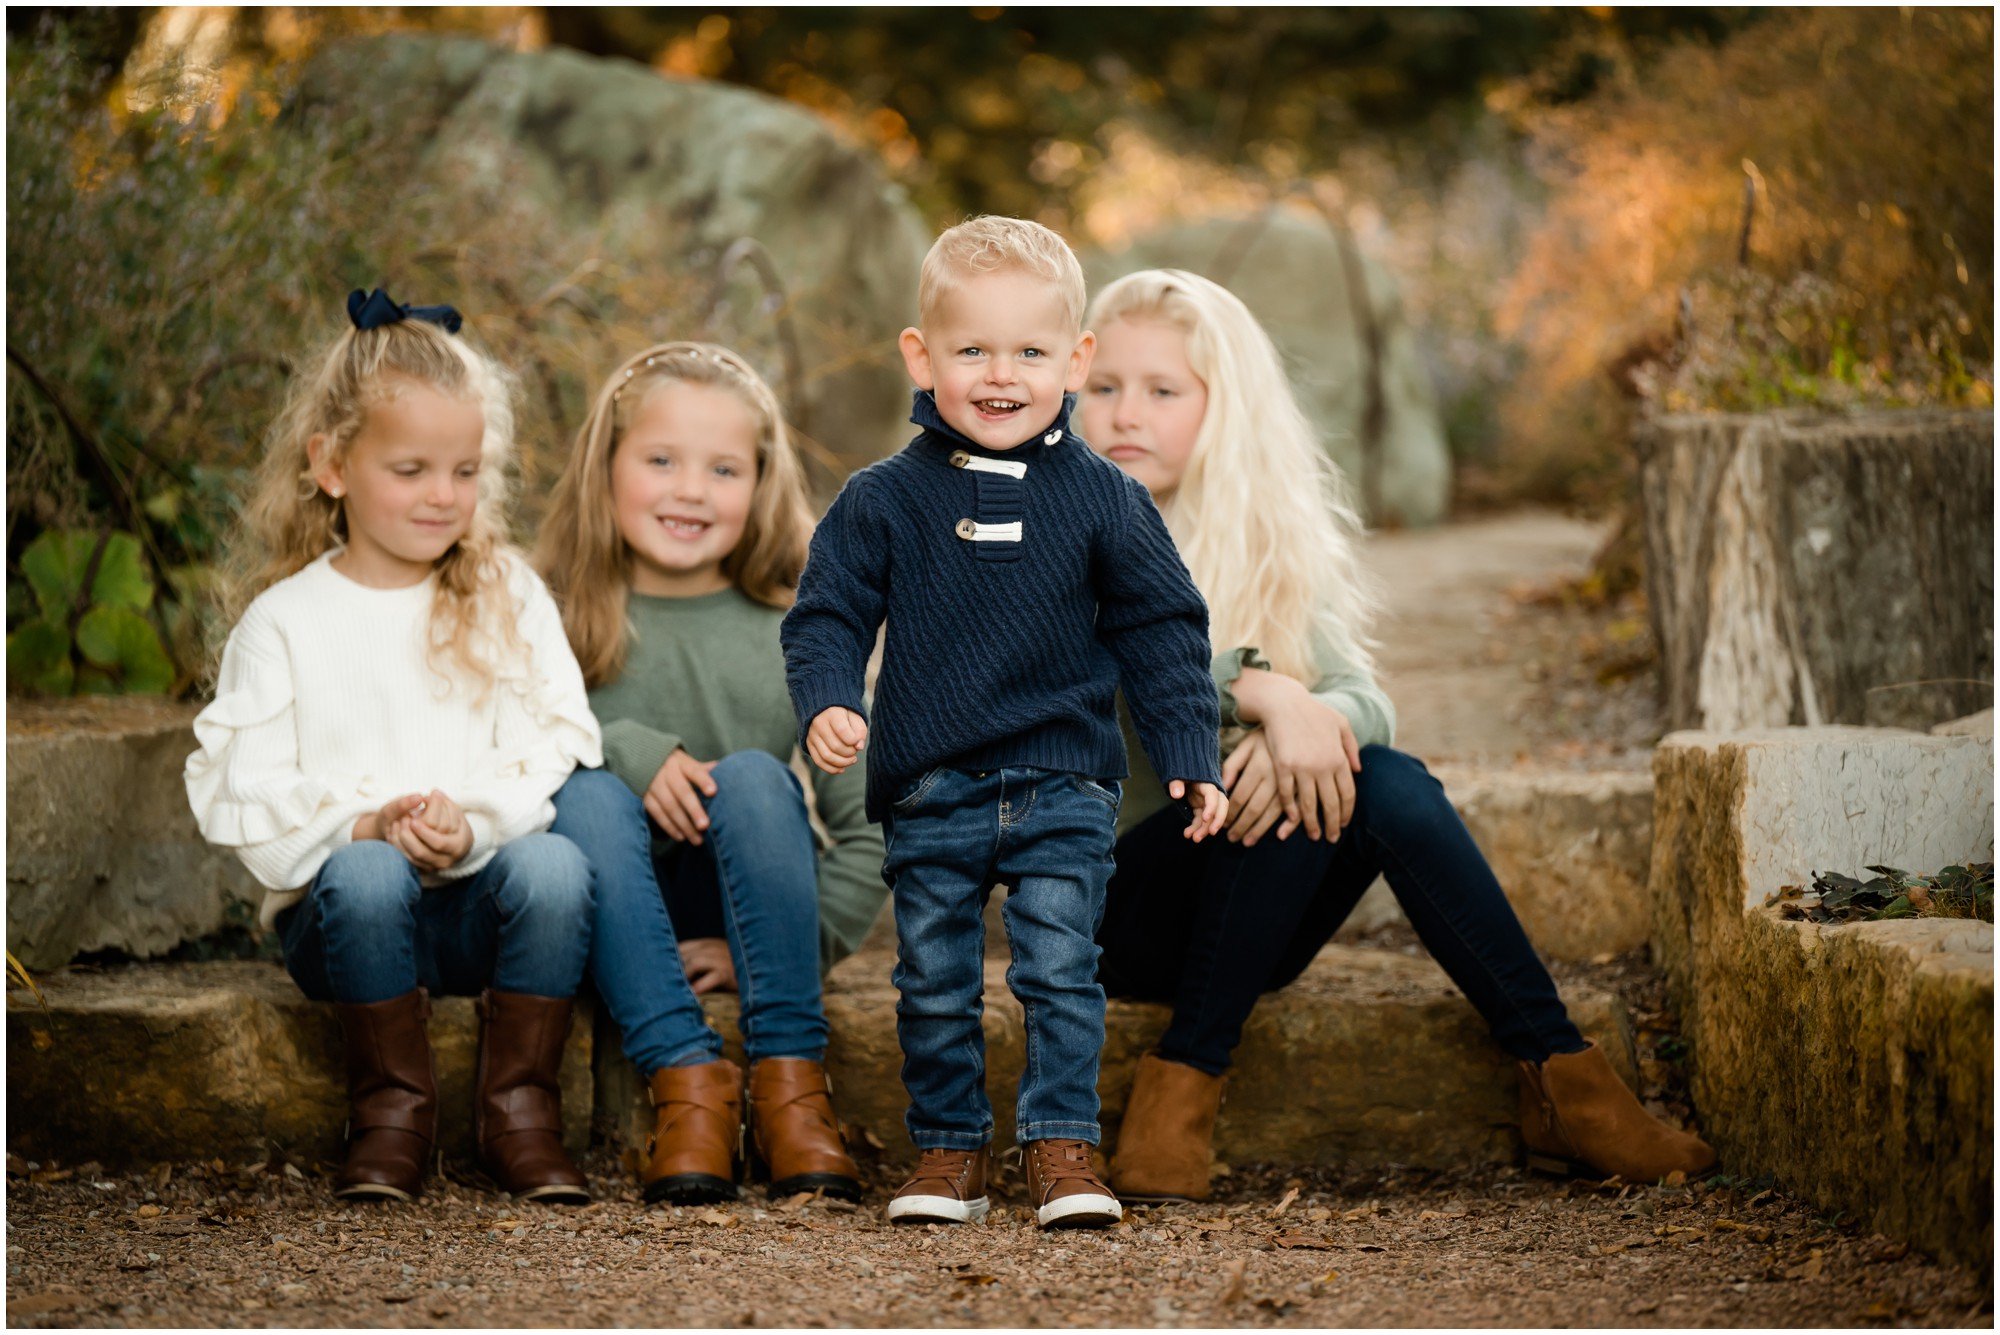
[[1637, 411, 1993, 732], [300, 35, 929, 486], [1084, 210, 1453, 526], [1648, 728, 1993, 1272], [1934, 709, 1994, 738], [1338, 766, 1655, 961], [7, 700, 263, 970], [597, 946, 1633, 1172], [8, 962, 592, 1169]]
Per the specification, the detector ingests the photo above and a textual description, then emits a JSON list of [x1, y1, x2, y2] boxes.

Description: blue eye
[[715, 465, 739, 478], [1022, 349, 1043, 359], [959, 347, 983, 358], [1152, 387, 1177, 398]]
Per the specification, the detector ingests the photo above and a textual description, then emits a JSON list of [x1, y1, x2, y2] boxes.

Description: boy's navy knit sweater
[[781, 389, 1223, 824]]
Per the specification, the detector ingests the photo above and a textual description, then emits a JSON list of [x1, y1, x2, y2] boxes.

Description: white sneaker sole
[[1037, 1192, 1122, 1229], [887, 1193, 991, 1225]]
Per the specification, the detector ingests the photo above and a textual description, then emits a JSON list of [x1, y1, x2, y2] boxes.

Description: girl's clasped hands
[[353, 790, 473, 872]]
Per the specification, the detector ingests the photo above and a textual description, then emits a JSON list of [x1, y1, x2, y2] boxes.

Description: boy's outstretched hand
[[806, 706, 869, 775], [1169, 779, 1229, 842]]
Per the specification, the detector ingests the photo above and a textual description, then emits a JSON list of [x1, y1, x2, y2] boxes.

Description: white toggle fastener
[[956, 520, 1023, 542], [1043, 428, 1063, 445], [962, 455, 1026, 479]]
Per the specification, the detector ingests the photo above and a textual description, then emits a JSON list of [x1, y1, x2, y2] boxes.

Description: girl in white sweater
[[184, 291, 603, 1205]]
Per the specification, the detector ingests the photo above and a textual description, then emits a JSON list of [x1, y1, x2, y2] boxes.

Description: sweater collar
[[909, 389, 1077, 458]]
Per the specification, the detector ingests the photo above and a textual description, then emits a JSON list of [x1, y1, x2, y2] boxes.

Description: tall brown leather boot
[[474, 990, 589, 1203], [333, 989, 437, 1203], [643, 1058, 743, 1205], [1518, 1040, 1718, 1182], [1107, 1053, 1227, 1204], [747, 1057, 862, 1201]]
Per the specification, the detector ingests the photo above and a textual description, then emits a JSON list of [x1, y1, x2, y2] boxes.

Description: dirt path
[[6, 1155, 1985, 1328], [1364, 509, 1660, 769]]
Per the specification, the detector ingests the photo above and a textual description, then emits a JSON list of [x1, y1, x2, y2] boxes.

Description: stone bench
[[10, 948, 1635, 1176], [1649, 726, 1994, 1273], [9, 702, 1660, 973]]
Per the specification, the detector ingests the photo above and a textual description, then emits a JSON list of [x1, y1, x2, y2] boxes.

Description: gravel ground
[[6, 1150, 1989, 1328]]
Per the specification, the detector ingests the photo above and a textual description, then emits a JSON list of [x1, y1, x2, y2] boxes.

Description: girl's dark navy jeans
[[1097, 744, 1587, 1074]]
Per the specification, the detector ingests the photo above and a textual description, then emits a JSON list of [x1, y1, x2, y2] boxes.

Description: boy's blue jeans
[[883, 765, 1119, 1150], [277, 834, 594, 1004], [549, 758, 830, 1076]]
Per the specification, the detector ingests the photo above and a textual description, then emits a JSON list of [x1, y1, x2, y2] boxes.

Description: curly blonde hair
[[919, 215, 1087, 331], [1087, 268, 1379, 683], [535, 342, 813, 689], [215, 317, 525, 697]]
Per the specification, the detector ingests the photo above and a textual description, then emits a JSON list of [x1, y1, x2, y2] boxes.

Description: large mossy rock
[[1637, 410, 1994, 732], [1649, 728, 1993, 1272], [300, 35, 930, 484], [1083, 210, 1453, 527]]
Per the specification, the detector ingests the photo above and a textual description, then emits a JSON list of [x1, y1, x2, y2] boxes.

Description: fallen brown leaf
[[1268, 1186, 1300, 1217], [1272, 1232, 1335, 1251]]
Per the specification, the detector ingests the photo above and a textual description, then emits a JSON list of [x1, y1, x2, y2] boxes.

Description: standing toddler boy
[[782, 216, 1226, 1229]]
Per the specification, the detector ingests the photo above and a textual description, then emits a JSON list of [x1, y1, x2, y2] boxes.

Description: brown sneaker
[[886, 1146, 990, 1225], [1023, 1139, 1122, 1229]]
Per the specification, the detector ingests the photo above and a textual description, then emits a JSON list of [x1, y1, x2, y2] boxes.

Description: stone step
[[595, 943, 1636, 1171], [9, 700, 1656, 970], [6, 962, 593, 1170], [10, 948, 1635, 1177], [856, 765, 1656, 965], [1651, 726, 1994, 1275]]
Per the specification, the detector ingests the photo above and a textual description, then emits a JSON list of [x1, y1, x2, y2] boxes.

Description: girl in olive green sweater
[[538, 343, 884, 1206]]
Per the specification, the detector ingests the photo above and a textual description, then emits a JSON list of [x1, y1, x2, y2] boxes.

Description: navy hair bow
[[346, 287, 463, 335]]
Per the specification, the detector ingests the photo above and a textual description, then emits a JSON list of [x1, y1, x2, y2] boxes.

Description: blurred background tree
[[7, 6, 1992, 695]]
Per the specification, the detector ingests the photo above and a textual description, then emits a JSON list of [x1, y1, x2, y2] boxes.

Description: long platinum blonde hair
[[1087, 268, 1379, 682]]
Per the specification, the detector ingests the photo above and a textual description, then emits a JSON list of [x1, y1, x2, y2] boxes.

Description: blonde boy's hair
[[918, 216, 1087, 331], [535, 342, 813, 688], [1086, 268, 1379, 684], [216, 318, 525, 698]]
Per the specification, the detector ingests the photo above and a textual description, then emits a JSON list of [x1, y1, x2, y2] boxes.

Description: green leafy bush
[[1766, 863, 1995, 925], [6, 531, 173, 695], [6, 28, 707, 694]]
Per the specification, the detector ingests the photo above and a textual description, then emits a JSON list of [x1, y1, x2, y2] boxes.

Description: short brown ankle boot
[[1518, 1040, 1717, 1182], [1108, 1053, 1226, 1203], [1024, 1139, 1121, 1229], [643, 1058, 743, 1205], [475, 990, 589, 1203], [747, 1057, 862, 1201], [333, 989, 437, 1202]]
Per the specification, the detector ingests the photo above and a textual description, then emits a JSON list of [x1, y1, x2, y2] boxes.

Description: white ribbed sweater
[[184, 549, 603, 928]]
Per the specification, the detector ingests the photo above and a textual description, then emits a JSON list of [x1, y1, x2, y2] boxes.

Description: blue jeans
[[1097, 745, 1588, 1073], [883, 765, 1119, 1150], [550, 757, 830, 1076], [277, 834, 594, 1005]]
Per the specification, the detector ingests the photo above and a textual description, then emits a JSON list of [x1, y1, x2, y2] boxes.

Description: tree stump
[[1637, 410, 1993, 732]]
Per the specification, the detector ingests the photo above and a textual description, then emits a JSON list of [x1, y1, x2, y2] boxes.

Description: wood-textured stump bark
[[1638, 410, 1994, 731]]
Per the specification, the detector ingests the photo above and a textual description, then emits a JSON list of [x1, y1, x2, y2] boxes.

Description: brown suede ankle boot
[[747, 1057, 862, 1201], [1108, 1053, 1226, 1203], [1518, 1040, 1718, 1182], [474, 990, 589, 1204], [333, 989, 437, 1202], [643, 1058, 743, 1205]]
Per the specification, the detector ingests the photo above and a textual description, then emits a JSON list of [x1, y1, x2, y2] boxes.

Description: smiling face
[[899, 268, 1095, 451], [313, 377, 485, 588], [609, 379, 760, 597], [1079, 316, 1209, 503]]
